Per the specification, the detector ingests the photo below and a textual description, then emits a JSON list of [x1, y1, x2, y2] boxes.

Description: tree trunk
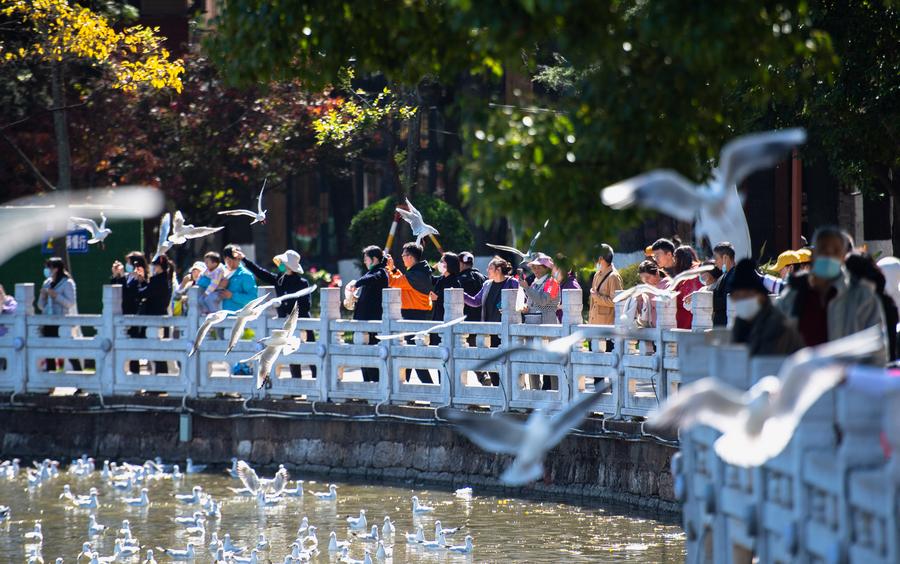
[[404, 109, 421, 194], [891, 172, 900, 257], [51, 61, 72, 192]]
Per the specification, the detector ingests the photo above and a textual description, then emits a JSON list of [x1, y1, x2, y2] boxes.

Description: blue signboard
[[41, 229, 91, 255]]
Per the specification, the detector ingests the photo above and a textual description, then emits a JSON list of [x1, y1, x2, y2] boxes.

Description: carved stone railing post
[[317, 287, 340, 403], [183, 285, 201, 397], [101, 284, 122, 396], [380, 288, 402, 403], [499, 288, 520, 410], [560, 288, 583, 404], [13, 283, 34, 395], [443, 288, 465, 405]]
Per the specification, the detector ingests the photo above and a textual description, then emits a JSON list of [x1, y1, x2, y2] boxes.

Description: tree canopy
[[205, 0, 858, 260]]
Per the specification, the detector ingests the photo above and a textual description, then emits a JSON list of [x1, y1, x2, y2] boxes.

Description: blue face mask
[[42, 267, 51, 279], [277, 262, 287, 273], [125, 263, 135, 274], [812, 257, 842, 280]]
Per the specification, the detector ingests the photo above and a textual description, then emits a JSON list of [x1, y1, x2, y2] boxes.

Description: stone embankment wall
[[0, 395, 678, 513]]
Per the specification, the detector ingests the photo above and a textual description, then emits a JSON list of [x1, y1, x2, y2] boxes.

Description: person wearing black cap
[[728, 259, 803, 356], [457, 251, 486, 322]]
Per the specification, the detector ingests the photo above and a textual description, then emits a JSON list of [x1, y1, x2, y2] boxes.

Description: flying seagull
[[235, 461, 289, 496], [152, 213, 173, 261], [601, 129, 806, 260], [486, 218, 550, 264], [612, 284, 677, 305], [0, 186, 163, 266], [168, 210, 224, 245], [218, 178, 268, 225], [241, 303, 302, 389], [189, 309, 235, 357], [647, 326, 884, 467], [444, 386, 609, 485], [473, 331, 584, 371], [395, 198, 439, 246], [225, 294, 271, 354], [69, 212, 111, 245], [375, 315, 466, 343]]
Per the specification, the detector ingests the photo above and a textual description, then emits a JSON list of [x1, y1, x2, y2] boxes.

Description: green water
[[0, 466, 685, 563]]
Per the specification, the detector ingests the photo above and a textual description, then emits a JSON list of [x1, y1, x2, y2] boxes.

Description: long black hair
[[45, 256, 70, 286], [441, 252, 460, 276]]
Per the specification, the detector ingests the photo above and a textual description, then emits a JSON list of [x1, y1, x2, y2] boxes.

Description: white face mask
[[732, 297, 762, 321], [436, 261, 447, 275]]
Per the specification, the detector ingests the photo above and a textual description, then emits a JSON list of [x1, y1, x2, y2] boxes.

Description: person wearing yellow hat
[[762, 250, 803, 295]]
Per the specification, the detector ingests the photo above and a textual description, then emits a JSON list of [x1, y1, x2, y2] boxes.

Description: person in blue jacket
[[220, 244, 258, 375]]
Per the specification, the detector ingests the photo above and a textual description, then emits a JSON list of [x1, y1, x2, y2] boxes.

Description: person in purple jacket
[[464, 257, 519, 386]]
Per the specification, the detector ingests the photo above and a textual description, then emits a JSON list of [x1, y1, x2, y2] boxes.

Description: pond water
[[0, 463, 685, 563]]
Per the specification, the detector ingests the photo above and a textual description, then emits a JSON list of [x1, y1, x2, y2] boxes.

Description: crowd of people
[[8, 221, 896, 379]]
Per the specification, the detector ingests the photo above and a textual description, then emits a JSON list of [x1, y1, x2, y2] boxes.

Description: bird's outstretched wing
[[268, 285, 318, 308], [257, 178, 267, 214], [613, 284, 677, 304], [544, 331, 585, 354], [668, 265, 716, 289], [153, 213, 171, 260], [647, 377, 748, 434], [376, 315, 466, 340], [268, 467, 289, 495], [444, 410, 527, 454], [773, 326, 884, 419], [182, 225, 223, 239], [226, 318, 250, 354], [236, 461, 261, 493], [190, 310, 231, 357], [600, 170, 703, 223], [485, 243, 526, 261], [545, 387, 610, 448], [217, 209, 257, 218], [404, 198, 421, 219], [69, 216, 100, 235], [0, 186, 163, 266], [525, 218, 550, 257], [283, 303, 299, 336], [718, 128, 806, 190]]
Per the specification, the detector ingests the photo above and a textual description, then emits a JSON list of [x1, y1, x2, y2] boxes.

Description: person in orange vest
[[387, 242, 435, 384]]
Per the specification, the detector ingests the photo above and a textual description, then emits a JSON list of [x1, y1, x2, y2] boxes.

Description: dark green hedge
[[347, 195, 474, 262]]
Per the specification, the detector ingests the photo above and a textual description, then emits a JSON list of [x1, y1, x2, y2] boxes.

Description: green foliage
[[205, 0, 842, 262], [618, 263, 641, 290], [347, 195, 474, 262]]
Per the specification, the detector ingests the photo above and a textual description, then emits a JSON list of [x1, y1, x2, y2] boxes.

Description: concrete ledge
[[0, 396, 679, 514]]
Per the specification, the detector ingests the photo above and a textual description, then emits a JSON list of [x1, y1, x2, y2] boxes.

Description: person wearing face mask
[[429, 252, 462, 323], [710, 242, 736, 327], [728, 259, 804, 356], [588, 244, 622, 326], [346, 245, 389, 382], [38, 256, 82, 372], [236, 248, 315, 379], [776, 226, 887, 360]]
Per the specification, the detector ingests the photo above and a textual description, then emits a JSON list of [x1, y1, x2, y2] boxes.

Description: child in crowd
[[196, 251, 229, 314]]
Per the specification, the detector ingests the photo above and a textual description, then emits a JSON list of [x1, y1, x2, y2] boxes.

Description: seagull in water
[[411, 495, 434, 514], [123, 488, 150, 507], [404, 525, 425, 544], [354, 525, 379, 542], [167, 210, 224, 245], [346, 509, 367, 530], [155, 543, 196, 561], [601, 128, 806, 260], [185, 458, 206, 474], [648, 326, 885, 467], [445, 387, 609, 485], [375, 315, 466, 344], [381, 516, 395, 537], [312, 484, 338, 500], [376, 540, 393, 560], [218, 178, 268, 225], [24, 522, 43, 543], [395, 198, 439, 246], [69, 212, 111, 245], [435, 520, 461, 537], [142, 549, 157, 564], [175, 486, 204, 504], [328, 531, 350, 552], [88, 515, 108, 536], [283, 480, 304, 497], [486, 218, 550, 266], [448, 535, 475, 554]]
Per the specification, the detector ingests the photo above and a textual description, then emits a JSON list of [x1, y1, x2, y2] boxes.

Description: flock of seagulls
[[2, 455, 477, 562]]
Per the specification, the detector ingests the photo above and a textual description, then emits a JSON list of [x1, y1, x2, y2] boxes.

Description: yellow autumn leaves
[[1, 0, 184, 93]]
